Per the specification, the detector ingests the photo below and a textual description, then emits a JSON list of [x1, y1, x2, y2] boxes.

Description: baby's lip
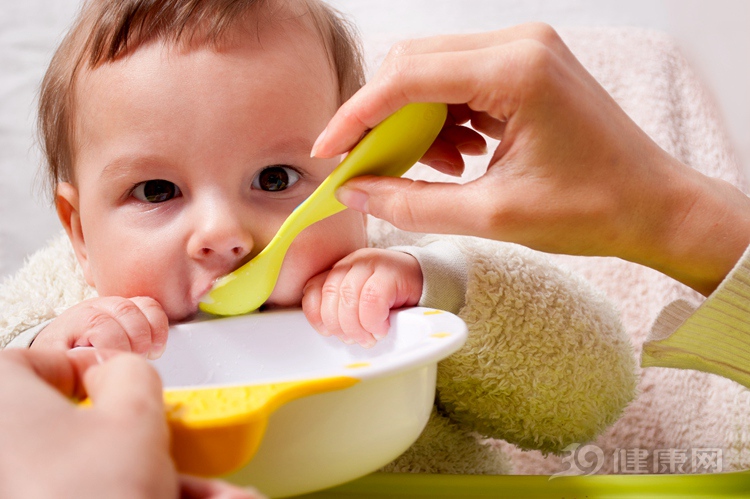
[[192, 278, 222, 310]]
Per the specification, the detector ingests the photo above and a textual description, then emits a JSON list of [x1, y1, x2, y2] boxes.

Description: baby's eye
[[132, 180, 181, 203], [252, 165, 300, 192]]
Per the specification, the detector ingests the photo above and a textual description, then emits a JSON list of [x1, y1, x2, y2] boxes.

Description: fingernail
[[310, 127, 328, 158], [147, 342, 166, 360], [361, 338, 376, 348], [342, 337, 355, 345], [317, 324, 331, 337], [373, 331, 387, 340], [92, 347, 120, 364], [456, 141, 488, 155], [429, 160, 461, 176], [335, 186, 369, 213]]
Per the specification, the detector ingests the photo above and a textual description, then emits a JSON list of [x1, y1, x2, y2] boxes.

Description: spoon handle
[[278, 102, 448, 242]]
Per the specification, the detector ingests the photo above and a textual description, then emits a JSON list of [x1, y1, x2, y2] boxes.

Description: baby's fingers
[[357, 273, 396, 342], [315, 264, 359, 345], [358, 252, 422, 341], [336, 265, 382, 348], [302, 272, 330, 336], [31, 304, 133, 352], [82, 315, 132, 353], [86, 297, 154, 355], [129, 297, 169, 359]]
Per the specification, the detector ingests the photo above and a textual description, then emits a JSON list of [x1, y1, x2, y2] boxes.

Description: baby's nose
[[196, 242, 248, 259], [187, 206, 253, 264], [190, 230, 253, 263]]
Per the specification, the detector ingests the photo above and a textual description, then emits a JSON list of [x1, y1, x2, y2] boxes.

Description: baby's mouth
[[189, 274, 232, 316], [192, 281, 217, 311]]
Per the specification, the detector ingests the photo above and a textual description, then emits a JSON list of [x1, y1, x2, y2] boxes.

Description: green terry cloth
[[642, 244, 750, 388]]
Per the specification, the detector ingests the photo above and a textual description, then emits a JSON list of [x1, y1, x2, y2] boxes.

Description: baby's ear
[[56, 182, 94, 287]]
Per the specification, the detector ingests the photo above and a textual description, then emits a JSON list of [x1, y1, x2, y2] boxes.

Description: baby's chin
[[164, 295, 205, 324], [265, 284, 304, 309], [160, 267, 314, 322], [167, 307, 200, 324], [163, 287, 304, 324]]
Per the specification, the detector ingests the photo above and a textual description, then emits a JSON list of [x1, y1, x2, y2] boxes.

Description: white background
[[0, 0, 748, 278]]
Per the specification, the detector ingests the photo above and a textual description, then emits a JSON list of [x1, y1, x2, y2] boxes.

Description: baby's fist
[[302, 248, 423, 348], [32, 296, 169, 359]]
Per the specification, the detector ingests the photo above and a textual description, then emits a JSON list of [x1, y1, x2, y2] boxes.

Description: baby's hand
[[302, 248, 423, 348], [32, 297, 169, 359]]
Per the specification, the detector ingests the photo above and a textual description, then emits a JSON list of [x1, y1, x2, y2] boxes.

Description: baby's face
[[58, 23, 367, 322]]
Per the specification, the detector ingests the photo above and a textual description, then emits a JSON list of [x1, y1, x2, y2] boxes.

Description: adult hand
[[0, 348, 263, 499], [313, 23, 750, 295]]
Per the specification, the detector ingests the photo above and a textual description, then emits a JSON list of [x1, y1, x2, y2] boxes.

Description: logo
[[550, 443, 605, 479], [550, 444, 724, 477]]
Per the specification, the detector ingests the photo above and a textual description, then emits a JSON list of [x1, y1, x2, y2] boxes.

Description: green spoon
[[199, 102, 448, 316]]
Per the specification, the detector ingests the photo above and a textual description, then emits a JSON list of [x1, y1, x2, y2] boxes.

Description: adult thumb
[[84, 353, 164, 422], [336, 175, 485, 236]]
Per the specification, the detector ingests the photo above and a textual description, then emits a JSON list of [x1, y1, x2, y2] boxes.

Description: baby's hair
[[37, 0, 364, 199]]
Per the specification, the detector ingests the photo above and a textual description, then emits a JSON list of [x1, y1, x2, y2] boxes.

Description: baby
[[1, 0, 637, 472], [16, 0, 426, 353]]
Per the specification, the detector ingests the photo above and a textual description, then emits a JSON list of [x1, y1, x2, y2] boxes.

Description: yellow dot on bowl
[[431, 332, 451, 338], [345, 362, 371, 369], [423, 310, 443, 315]]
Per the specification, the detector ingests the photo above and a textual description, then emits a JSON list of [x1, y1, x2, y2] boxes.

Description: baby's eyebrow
[[255, 136, 314, 157], [99, 155, 164, 182], [98, 136, 316, 182]]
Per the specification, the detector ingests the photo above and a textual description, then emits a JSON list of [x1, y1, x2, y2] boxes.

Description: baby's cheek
[[89, 250, 172, 303], [270, 243, 341, 307]]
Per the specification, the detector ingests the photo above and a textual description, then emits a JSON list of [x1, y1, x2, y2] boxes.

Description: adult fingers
[[83, 353, 164, 427], [418, 135, 463, 176], [312, 48, 494, 158], [470, 110, 506, 140], [377, 24, 564, 59], [65, 348, 106, 399], [336, 176, 495, 237], [312, 24, 566, 158], [129, 296, 169, 359], [179, 474, 266, 499], [0, 348, 97, 400], [441, 124, 488, 156], [419, 124, 488, 176], [447, 103, 472, 125]]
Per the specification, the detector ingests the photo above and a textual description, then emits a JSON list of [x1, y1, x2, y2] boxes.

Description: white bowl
[[152, 307, 467, 498]]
